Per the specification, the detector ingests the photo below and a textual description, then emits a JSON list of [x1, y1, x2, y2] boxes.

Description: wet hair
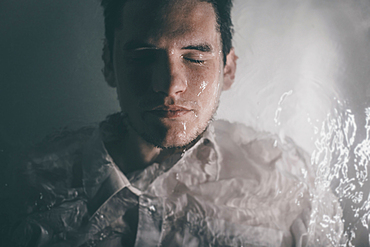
[[100, 0, 234, 64]]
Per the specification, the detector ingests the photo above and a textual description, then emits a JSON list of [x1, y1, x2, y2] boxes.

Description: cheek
[[127, 68, 152, 96], [116, 60, 153, 97], [187, 65, 221, 102]]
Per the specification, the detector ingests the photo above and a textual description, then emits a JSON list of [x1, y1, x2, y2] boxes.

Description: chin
[[154, 132, 195, 149], [128, 112, 213, 149], [146, 124, 206, 149], [156, 115, 214, 149], [160, 136, 192, 149]]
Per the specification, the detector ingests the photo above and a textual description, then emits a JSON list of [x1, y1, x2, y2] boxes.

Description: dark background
[[0, 0, 119, 148]]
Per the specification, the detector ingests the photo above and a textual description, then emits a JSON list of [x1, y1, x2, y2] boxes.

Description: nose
[[152, 50, 187, 97]]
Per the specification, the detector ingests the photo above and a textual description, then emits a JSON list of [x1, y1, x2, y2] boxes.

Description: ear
[[102, 40, 117, 87], [223, 47, 238, 91]]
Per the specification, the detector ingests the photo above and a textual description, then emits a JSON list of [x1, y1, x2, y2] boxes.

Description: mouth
[[147, 105, 192, 119]]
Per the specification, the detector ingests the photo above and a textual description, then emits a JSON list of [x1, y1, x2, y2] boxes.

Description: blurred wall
[[0, 0, 119, 147], [218, 0, 370, 153]]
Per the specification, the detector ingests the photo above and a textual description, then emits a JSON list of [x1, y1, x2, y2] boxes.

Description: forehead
[[116, 0, 219, 47]]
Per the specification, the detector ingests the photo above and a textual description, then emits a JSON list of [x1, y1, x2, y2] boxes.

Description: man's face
[[105, 0, 233, 148]]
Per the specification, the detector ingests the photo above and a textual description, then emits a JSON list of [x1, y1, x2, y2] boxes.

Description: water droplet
[[149, 205, 156, 212], [197, 81, 208, 96], [274, 90, 293, 126]]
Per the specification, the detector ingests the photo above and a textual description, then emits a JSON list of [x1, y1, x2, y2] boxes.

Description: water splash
[[310, 103, 370, 245], [274, 90, 293, 126]]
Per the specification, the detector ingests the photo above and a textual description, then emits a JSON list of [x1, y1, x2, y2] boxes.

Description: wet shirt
[[8, 114, 343, 246]]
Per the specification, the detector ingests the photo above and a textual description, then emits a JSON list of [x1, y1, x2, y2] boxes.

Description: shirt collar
[[81, 113, 219, 214]]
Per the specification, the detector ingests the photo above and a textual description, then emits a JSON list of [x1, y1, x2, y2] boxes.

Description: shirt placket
[[134, 194, 164, 247], [74, 187, 139, 246]]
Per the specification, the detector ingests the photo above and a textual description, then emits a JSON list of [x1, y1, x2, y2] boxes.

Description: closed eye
[[183, 56, 205, 65]]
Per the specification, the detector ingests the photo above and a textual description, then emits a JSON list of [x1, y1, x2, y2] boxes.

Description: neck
[[104, 124, 181, 175]]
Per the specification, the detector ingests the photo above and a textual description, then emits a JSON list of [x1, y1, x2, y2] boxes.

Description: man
[[6, 0, 343, 246]]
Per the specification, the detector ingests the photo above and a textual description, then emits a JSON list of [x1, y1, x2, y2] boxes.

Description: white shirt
[[10, 114, 343, 246]]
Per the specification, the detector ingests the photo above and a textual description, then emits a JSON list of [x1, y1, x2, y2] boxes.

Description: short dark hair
[[100, 0, 234, 64]]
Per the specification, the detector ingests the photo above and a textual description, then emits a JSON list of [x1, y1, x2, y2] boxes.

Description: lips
[[147, 105, 192, 118]]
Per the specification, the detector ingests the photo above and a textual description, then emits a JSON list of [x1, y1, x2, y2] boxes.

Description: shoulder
[[13, 126, 97, 214], [24, 126, 96, 189], [211, 119, 312, 181], [210, 120, 344, 244], [2, 126, 97, 245]]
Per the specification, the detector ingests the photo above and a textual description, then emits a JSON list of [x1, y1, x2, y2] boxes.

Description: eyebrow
[[122, 40, 213, 52], [182, 43, 213, 52], [122, 40, 156, 51]]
